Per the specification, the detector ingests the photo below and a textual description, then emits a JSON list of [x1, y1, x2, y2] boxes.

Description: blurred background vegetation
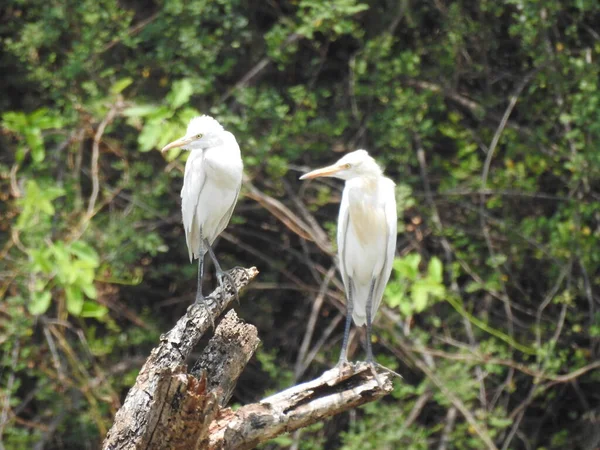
[[2, 0, 600, 448]]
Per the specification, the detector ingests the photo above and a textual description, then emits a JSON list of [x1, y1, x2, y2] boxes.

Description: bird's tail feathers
[[351, 281, 372, 327], [186, 221, 202, 262]]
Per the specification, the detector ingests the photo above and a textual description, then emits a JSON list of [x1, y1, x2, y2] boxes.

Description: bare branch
[[103, 266, 393, 450], [208, 363, 393, 450]]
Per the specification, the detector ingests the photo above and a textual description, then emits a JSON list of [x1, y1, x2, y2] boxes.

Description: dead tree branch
[[103, 266, 393, 450], [103, 267, 259, 449], [208, 363, 393, 450]]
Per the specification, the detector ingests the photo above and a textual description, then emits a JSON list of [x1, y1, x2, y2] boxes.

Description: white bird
[[162, 115, 243, 305], [300, 150, 397, 364]]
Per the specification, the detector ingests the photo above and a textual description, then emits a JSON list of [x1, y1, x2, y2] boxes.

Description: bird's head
[[161, 115, 225, 153], [299, 149, 383, 181]]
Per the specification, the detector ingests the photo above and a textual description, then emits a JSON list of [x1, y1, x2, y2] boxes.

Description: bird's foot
[[335, 357, 352, 370], [194, 293, 215, 330], [366, 359, 384, 389], [216, 269, 240, 304], [334, 357, 354, 381]]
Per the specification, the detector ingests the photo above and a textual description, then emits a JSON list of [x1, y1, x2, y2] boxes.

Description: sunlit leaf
[[167, 79, 193, 109], [80, 301, 108, 318], [411, 283, 429, 312], [393, 254, 421, 280], [138, 122, 162, 152], [81, 283, 97, 300], [29, 291, 52, 315], [65, 285, 84, 316], [70, 241, 100, 267], [110, 77, 133, 94], [427, 257, 443, 283]]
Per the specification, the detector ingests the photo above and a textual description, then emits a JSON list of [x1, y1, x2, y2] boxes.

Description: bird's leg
[[365, 278, 376, 363], [194, 253, 215, 329], [365, 278, 382, 387], [195, 253, 205, 304], [204, 238, 240, 303], [337, 278, 355, 369]]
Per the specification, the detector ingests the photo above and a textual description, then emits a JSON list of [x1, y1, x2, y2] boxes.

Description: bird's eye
[[344, 163, 351, 169], [196, 133, 203, 139]]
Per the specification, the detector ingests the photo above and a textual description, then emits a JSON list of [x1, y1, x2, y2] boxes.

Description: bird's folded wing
[[181, 152, 207, 261], [371, 178, 398, 316], [215, 184, 241, 240], [337, 187, 351, 300]]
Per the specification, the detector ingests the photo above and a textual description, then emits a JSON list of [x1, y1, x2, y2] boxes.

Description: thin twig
[[0, 340, 20, 441], [87, 105, 119, 218], [437, 406, 457, 450], [294, 266, 336, 380]]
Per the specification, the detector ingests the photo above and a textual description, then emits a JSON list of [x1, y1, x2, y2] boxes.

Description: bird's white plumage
[[301, 149, 397, 327], [186, 115, 224, 137], [338, 176, 397, 325], [163, 115, 243, 262]]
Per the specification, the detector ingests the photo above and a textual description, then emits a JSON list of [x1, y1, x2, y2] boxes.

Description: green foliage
[[3, 108, 63, 163], [124, 78, 200, 154], [386, 255, 446, 316], [2, 0, 600, 448], [29, 240, 102, 317]]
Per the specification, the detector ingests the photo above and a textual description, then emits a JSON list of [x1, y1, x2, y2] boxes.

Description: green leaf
[[427, 257, 443, 283], [110, 77, 133, 94], [465, 281, 483, 293], [25, 130, 45, 163], [38, 198, 55, 216], [80, 301, 108, 318], [393, 254, 421, 280], [168, 79, 193, 109], [30, 248, 53, 273], [65, 285, 84, 316], [69, 241, 99, 267], [81, 283, 97, 300], [385, 291, 405, 308], [138, 122, 162, 151], [2, 111, 27, 131], [411, 283, 429, 312], [29, 291, 52, 315]]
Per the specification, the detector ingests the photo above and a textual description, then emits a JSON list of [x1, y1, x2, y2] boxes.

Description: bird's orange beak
[[299, 164, 345, 180], [161, 135, 195, 153]]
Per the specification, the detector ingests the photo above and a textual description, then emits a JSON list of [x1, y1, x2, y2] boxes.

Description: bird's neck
[[347, 175, 380, 193]]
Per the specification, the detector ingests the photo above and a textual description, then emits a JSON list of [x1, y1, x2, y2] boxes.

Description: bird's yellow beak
[[299, 164, 346, 180], [161, 135, 196, 153]]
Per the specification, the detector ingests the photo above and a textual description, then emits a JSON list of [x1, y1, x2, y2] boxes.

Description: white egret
[[300, 150, 397, 365], [162, 115, 243, 306]]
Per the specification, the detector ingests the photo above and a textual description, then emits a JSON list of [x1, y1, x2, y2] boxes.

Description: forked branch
[[102, 266, 393, 450]]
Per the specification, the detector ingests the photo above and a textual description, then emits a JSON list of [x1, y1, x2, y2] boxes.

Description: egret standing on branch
[[162, 115, 243, 306], [300, 150, 397, 365]]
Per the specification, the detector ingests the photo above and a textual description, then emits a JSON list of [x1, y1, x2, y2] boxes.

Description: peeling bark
[[103, 267, 259, 450], [208, 363, 393, 450], [103, 266, 394, 450]]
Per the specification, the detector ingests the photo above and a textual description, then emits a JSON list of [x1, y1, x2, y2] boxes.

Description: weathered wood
[[207, 363, 394, 450], [144, 367, 218, 450], [103, 264, 395, 450], [103, 267, 259, 450], [191, 310, 260, 408], [144, 310, 260, 449]]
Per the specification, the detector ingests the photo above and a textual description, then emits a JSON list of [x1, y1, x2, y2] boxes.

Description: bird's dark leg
[[365, 278, 376, 363], [337, 278, 355, 367], [365, 278, 382, 386], [194, 252, 215, 329], [194, 254, 205, 304], [204, 238, 239, 303]]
